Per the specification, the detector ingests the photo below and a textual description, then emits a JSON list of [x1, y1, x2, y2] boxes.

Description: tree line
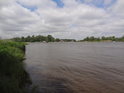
[[80, 36, 124, 42], [12, 35, 76, 42], [12, 35, 124, 42]]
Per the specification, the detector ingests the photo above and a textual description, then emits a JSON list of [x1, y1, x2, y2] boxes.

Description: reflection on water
[[25, 42, 124, 93]]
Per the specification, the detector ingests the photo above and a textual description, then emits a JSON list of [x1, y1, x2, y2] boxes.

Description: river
[[25, 42, 124, 93]]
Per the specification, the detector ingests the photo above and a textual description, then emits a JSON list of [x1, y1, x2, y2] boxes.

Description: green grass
[[0, 40, 31, 93]]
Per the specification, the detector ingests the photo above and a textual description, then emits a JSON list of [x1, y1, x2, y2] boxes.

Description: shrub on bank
[[0, 40, 31, 93], [0, 40, 26, 51]]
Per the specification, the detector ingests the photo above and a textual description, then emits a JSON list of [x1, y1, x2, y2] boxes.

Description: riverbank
[[0, 40, 31, 93]]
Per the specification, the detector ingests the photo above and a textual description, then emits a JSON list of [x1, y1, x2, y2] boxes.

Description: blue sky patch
[[78, 0, 117, 8], [52, 0, 64, 8], [105, 0, 117, 8], [16, 1, 37, 11]]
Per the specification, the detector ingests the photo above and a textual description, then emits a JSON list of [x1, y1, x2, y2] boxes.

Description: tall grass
[[0, 40, 31, 93]]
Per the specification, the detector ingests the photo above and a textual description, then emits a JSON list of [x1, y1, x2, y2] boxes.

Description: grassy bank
[[0, 40, 31, 93]]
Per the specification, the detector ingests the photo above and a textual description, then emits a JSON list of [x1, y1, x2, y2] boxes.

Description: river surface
[[25, 42, 124, 93]]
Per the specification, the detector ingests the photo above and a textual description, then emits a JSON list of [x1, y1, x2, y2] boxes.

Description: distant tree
[[101, 36, 105, 40], [84, 37, 89, 41], [21, 36, 25, 42], [56, 38, 60, 42], [47, 35, 55, 42], [82, 36, 120, 42], [90, 36, 95, 41]]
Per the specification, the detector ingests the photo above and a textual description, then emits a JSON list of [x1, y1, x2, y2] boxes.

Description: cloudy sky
[[0, 0, 124, 39]]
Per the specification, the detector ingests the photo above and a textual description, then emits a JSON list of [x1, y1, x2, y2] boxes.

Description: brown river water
[[25, 42, 124, 93]]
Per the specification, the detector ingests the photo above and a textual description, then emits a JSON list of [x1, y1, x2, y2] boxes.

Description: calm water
[[25, 42, 124, 93]]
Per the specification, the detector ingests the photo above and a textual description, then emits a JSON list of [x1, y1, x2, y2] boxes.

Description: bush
[[0, 40, 31, 93]]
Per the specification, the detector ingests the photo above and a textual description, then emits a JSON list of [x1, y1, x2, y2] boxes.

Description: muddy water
[[25, 42, 124, 93]]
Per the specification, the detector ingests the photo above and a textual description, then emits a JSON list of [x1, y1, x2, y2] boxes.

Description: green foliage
[[81, 36, 124, 42], [61, 39, 76, 42], [47, 35, 55, 42], [12, 35, 124, 42], [83, 36, 100, 41], [12, 35, 76, 42], [12, 35, 55, 42], [0, 40, 31, 93], [0, 40, 26, 51], [55, 38, 61, 42]]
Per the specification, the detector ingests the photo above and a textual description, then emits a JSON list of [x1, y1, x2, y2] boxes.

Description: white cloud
[[104, 0, 113, 5], [110, 0, 124, 17], [0, 0, 124, 39]]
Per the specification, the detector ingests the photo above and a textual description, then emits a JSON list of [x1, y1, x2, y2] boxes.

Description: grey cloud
[[0, 0, 124, 39]]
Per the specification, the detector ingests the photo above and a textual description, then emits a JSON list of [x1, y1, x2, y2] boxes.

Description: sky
[[0, 0, 124, 39]]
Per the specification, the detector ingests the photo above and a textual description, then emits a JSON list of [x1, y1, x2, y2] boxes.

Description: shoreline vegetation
[[12, 35, 124, 42], [0, 40, 31, 93]]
